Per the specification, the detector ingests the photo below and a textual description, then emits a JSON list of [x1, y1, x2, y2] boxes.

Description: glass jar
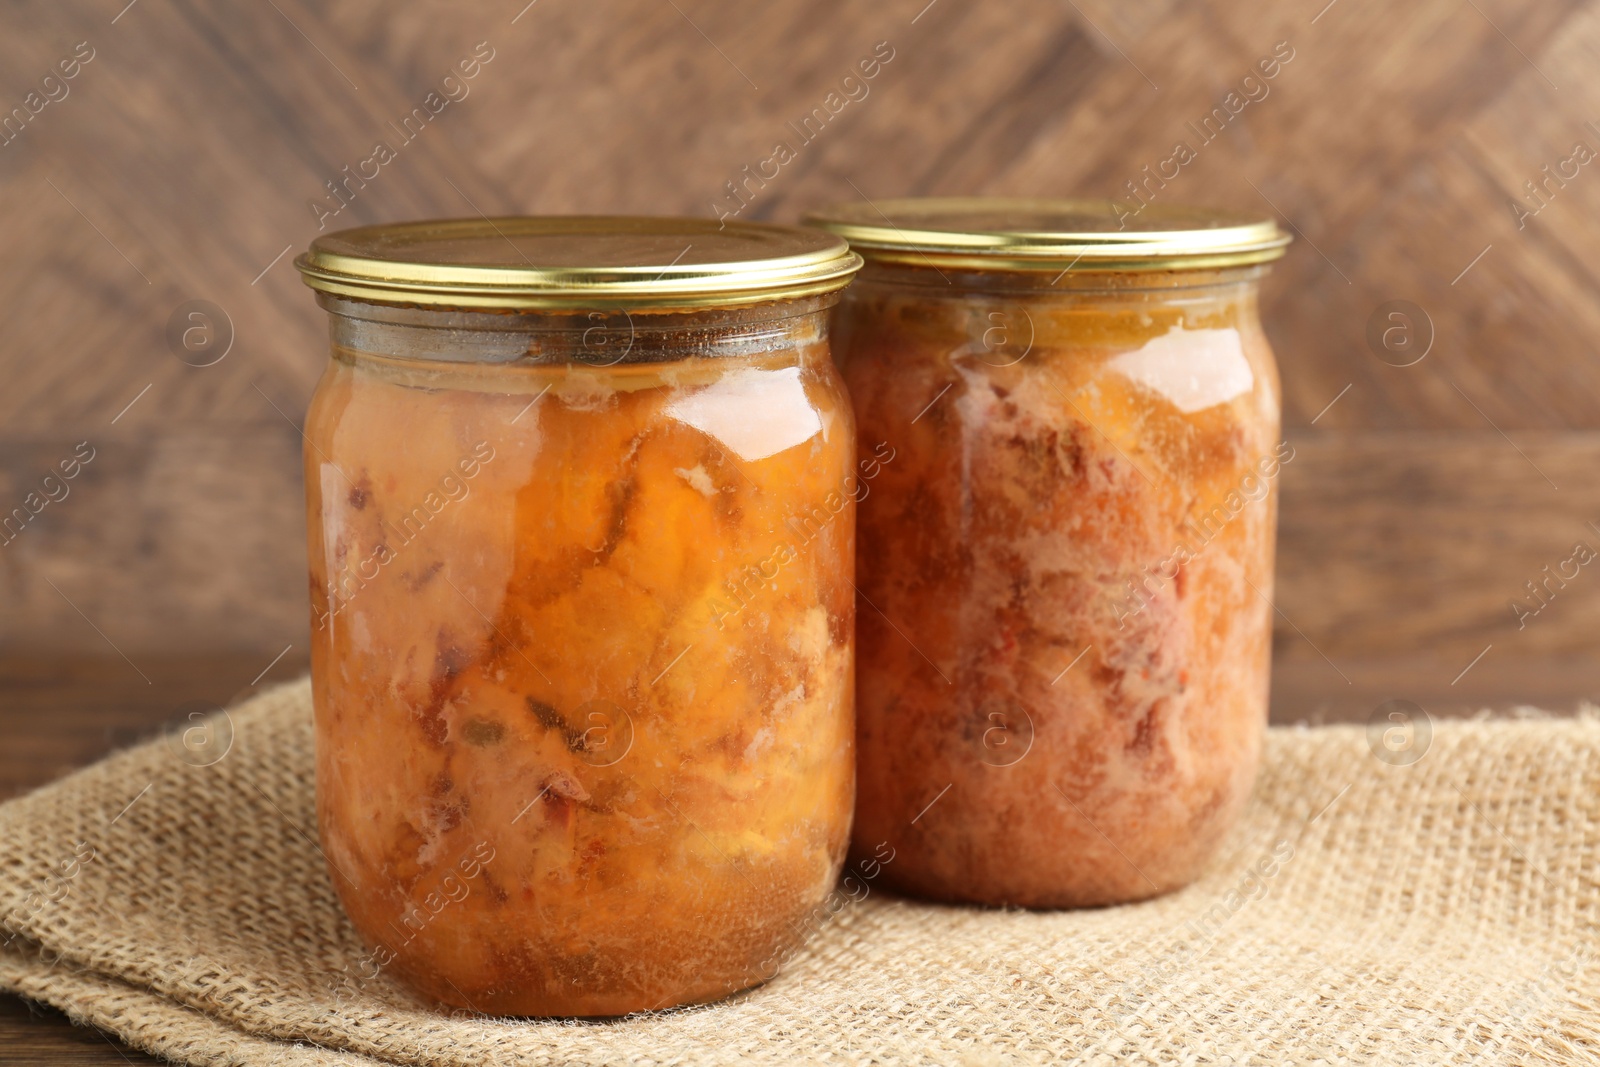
[[805, 200, 1289, 908], [294, 218, 861, 1015]]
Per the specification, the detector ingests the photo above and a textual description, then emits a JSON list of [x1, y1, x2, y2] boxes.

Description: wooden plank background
[[0, 0, 1597, 734], [1, 0, 1597, 1057]]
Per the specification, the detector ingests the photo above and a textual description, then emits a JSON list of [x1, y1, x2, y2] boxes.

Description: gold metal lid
[[295, 216, 863, 310], [802, 198, 1290, 272]]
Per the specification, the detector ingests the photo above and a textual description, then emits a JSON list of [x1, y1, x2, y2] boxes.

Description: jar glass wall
[[828, 254, 1283, 908], [297, 219, 860, 1016]]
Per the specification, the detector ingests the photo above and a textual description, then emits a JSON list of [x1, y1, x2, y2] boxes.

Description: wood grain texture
[[0, 995, 161, 1065], [0, 1, 1597, 1053], [0, 0, 1593, 681], [0, 0, 1587, 700], [1, 0, 1597, 665]]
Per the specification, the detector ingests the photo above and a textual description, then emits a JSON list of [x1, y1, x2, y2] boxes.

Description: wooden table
[[0, 655, 308, 1063]]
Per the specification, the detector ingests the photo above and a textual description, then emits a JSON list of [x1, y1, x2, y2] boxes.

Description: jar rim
[[295, 216, 863, 311], [803, 197, 1291, 272]]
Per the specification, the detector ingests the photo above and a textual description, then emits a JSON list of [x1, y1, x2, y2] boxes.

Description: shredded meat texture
[[839, 279, 1279, 908], [305, 343, 855, 1015]]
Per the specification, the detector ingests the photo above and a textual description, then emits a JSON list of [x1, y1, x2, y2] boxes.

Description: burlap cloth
[[2, 680, 1596, 1066]]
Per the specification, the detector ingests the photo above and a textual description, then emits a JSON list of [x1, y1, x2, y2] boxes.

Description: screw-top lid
[[803, 198, 1290, 272], [296, 216, 863, 310]]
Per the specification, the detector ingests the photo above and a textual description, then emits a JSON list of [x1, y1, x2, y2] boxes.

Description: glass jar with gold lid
[[805, 199, 1289, 908], [294, 217, 861, 1015]]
